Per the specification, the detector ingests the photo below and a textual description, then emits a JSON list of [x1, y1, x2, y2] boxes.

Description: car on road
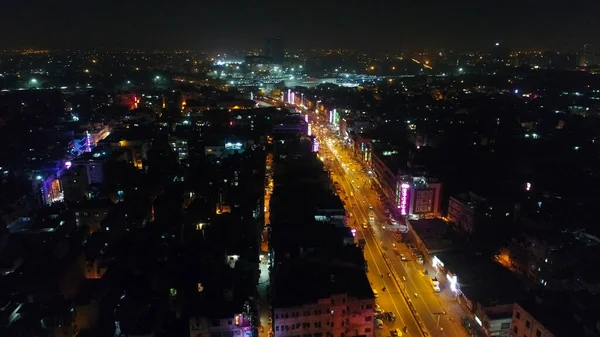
[[374, 307, 384, 314], [390, 329, 403, 337], [385, 312, 396, 322], [375, 319, 384, 328], [400, 254, 407, 261], [362, 222, 368, 229]]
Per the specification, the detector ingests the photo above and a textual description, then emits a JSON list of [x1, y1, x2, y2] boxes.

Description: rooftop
[[272, 259, 373, 308], [410, 218, 467, 253], [435, 250, 526, 307], [517, 295, 583, 337]]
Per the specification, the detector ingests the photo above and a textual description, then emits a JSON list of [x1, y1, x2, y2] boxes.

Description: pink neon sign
[[400, 183, 409, 215]]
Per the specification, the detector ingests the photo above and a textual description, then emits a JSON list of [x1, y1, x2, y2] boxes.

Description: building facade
[[447, 192, 487, 233], [189, 313, 252, 337], [397, 176, 442, 219], [511, 303, 555, 337], [273, 293, 375, 337]]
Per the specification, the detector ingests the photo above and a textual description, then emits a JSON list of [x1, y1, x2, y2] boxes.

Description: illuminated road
[[313, 122, 469, 337], [319, 140, 420, 337]]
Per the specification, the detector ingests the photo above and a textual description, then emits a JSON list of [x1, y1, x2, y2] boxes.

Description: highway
[[313, 121, 469, 337]]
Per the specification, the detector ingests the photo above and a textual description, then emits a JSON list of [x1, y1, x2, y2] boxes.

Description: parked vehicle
[[358, 239, 366, 251]]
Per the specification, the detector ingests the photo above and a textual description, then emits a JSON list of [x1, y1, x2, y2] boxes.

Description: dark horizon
[[2, 0, 599, 52]]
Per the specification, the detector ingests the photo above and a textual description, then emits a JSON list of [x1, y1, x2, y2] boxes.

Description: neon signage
[[446, 273, 458, 292], [312, 139, 320, 152], [400, 183, 409, 215]]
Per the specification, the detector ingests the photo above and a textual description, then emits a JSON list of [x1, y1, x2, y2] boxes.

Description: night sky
[[2, 0, 599, 52]]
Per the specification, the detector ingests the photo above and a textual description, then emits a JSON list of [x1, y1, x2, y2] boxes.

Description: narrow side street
[[257, 151, 273, 337]]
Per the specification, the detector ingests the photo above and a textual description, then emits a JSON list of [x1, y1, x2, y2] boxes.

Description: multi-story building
[[264, 37, 285, 65], [272, 264, 375, 337], [502, 229, 600, 290], [72, 151, 108, 186], [189, 310, 252, 337], [511, 302, 557, 337], [73, 199, 112, 233], [99, 132, 150, 170], [169, 135, 189, 163], [397, 175, 442, 219], [61, 165, 89, 203], [447, 192, 487, 233]]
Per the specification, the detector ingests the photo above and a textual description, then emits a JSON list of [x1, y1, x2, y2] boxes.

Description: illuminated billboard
[[446, 272, 458, 292], [399, 183, 410, 216], [225, 142, 243, 150], [312, 138, 320, 152]]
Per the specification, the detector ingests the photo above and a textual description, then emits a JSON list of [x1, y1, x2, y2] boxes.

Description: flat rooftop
[[272, 259, 373, 308], [517, 296, 583, 337], [410, 218, 467, 253], [411, 219, 525, 307], [435, 250, 526, 307]]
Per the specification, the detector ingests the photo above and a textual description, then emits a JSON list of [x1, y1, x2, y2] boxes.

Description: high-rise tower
[[578, 44, 591, 68], [263, 37, 285, 65]]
